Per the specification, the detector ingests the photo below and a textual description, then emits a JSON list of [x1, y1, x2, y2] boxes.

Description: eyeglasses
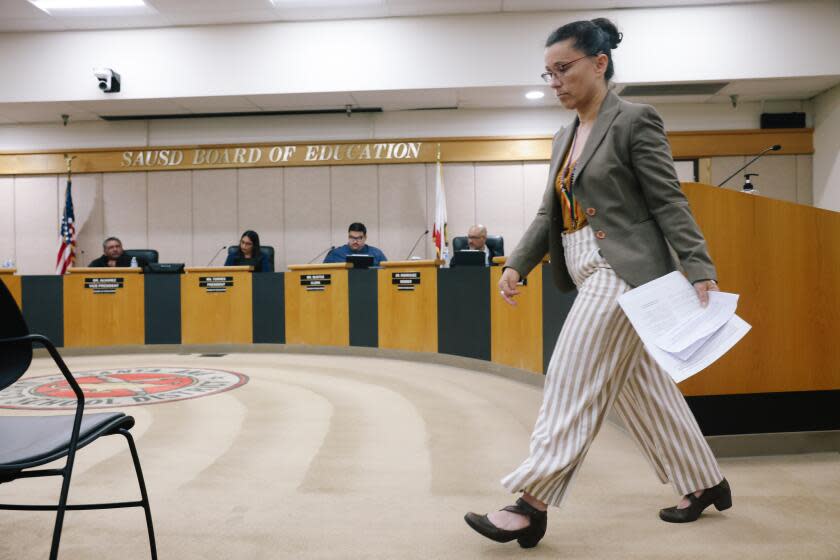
[[348, 235, 365, 241], [467, 235, 486, 240], [540, 55, 590, 83]]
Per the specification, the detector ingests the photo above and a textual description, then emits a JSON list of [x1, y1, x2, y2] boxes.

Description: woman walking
[[464, 18, 730, 549]]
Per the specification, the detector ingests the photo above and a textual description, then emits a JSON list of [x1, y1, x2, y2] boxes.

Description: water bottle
[[130, 256, 138, 268]]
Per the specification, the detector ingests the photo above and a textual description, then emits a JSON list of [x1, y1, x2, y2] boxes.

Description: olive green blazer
[[506, 91, 716, 292]]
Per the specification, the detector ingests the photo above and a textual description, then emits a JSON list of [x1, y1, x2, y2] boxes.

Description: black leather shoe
[[464, 498, 548, 549], [659, 478, 732, 523]]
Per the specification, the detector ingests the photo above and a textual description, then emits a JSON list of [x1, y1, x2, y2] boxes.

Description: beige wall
[[814, 83, 840, 212], [3, 162, 553, 274], [709, 154, 813, 204], [0, 154, 813, 275]]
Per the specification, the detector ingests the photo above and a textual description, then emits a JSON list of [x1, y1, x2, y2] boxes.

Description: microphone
[[717, 144, 781, 187], [308, 246, 335, 264], [205, 245, 227, 267], [405, 230, 429, 259]]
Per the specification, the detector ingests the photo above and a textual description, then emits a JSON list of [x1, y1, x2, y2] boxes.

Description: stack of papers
[[617, 271, 751, 383]]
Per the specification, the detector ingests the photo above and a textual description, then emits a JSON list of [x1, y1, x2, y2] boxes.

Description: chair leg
[[120, 429, 158, 560], [49, 468, 73, 560]]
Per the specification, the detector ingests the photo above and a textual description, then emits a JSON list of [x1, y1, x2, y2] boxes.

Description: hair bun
[[591, 17, 622, 49]]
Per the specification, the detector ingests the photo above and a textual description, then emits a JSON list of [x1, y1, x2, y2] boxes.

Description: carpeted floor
[[1, 352, 838, 559]]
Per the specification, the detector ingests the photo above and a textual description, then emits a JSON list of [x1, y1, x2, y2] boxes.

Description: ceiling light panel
[[29, 0, 152, 14]]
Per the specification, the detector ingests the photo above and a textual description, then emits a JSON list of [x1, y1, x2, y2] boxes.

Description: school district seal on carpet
[[0, 367, 248, 410]]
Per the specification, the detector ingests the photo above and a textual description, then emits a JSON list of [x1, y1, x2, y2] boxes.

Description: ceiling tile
[[0, 102, 100, 124], [457, 85, 557, 109], [70, 98, 188, 117], [351, 89, 458, 111], [0, 0, 48, 17], [386, 0, 501, 17], [247, 92, 358, 111], [173, 96, 262, 113]]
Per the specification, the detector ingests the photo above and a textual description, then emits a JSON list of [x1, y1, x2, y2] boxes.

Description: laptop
[[346, 254, 374, 269], [450, 250, 487, 267]]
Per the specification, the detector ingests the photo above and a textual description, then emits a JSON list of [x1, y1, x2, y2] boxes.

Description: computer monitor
[[146, 262, 185, 274], [450, 250, 487, 267], [346, 254, 374, 269]]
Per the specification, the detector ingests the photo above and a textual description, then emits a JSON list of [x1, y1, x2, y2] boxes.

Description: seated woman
[[224, 230, 270, 272]]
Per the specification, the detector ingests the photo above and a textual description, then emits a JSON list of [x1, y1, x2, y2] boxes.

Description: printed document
[[617, 271, 751, 383]]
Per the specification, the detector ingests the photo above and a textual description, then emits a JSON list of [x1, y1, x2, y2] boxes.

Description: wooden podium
[[378, 260, 440, 353], [490, 257, 544, 374], [181, 266, 253, 344], [63, 267, 144, 347], [680, 183, 840, 396], [0, 268, 21, 309], [285, 263, 351, 346]]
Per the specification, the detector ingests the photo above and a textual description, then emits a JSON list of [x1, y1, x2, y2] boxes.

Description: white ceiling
[[0, 0, 765, 32], [0, 0, 835, 125], [0, 76, 838, 125]]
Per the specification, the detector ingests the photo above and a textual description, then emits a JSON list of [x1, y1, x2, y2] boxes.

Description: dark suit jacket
[[506, 91, 716, 292], [89, 254, 146, 268]]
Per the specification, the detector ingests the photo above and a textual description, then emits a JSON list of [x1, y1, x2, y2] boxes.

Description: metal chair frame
[[0, 328, 157, 559]]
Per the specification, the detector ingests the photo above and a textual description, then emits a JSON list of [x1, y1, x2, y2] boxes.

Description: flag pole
[[64, 154, 76, 178]]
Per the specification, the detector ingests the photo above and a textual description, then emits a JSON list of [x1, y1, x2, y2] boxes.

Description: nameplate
[[392, 272, 420, 292], [301, 273, 331, 292], [199, 276, 234, 293], [84, 277, 124, 295]]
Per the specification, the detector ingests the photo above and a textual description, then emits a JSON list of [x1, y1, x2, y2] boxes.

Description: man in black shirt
[[89, 237, 144, 268]]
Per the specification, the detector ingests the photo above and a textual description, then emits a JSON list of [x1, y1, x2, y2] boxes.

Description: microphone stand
[[405, 230, 429, 260], [308, 246, 335, 264], [717, 145, 781, 187], [205, 245, 227, 266]]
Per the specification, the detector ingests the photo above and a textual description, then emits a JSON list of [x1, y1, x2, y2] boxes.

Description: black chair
[[0, 281, 156, 560], [226, 245, 275, 272], [452, 235, 505, 257], [124, 249, 159, 264]]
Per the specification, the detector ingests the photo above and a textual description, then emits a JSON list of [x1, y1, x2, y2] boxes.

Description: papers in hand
[[617, 271, 751, 383]]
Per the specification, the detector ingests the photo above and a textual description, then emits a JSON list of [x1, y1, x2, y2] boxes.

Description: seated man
[[466, 224, 503, 265], [324, 222, 387, 266], [89, 237, 145, 268]]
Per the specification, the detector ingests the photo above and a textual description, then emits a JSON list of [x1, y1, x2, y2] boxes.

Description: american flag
[[55, 179, 76, 274]]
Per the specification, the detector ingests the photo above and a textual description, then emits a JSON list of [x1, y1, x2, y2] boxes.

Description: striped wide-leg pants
[[500, 225, 723, 507]]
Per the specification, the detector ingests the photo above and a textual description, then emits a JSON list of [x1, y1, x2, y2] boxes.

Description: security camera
[[93, 68, 121, 93]]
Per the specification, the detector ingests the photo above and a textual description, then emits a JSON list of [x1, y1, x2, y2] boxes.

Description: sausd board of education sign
[[0, 137, 556, 175], [122, 142, 422, 168]]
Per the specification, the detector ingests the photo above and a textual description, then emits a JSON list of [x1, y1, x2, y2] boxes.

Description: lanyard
[[560, 128, 580, 229]]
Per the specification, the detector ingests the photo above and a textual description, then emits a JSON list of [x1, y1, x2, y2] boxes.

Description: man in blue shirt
[[324, 222, 387, 266]]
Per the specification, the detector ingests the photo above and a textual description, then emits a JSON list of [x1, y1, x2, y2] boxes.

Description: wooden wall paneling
[[148, 170, 192, 265], [284, 167, 331, 266], [237, 167, 284, 271], [13, 176, 58, 275], [193, 169, 238, 267], [475, 163, 525, 256], [103, 171, 148, 254], [0, 178, 14, 266], [680, 183, 840, 396], [378, 163, 428, 261]]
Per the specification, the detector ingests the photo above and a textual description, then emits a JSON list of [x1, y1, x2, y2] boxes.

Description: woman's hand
[[498, 268, 522, 306], [693, 279, 719, 307]]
